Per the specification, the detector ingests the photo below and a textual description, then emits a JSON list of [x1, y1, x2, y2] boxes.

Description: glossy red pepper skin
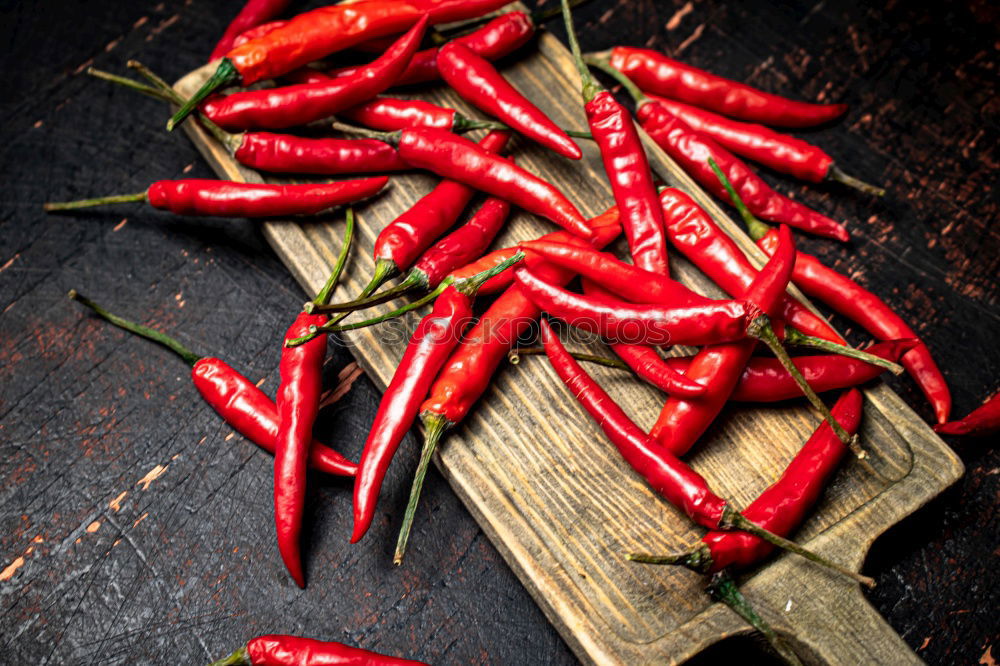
[[274, 311, 328, 587], [205, 17, 428, 130], [701, 389, 863, 572], [331, 11, 536, 87], [514, 267, 758, 347], [243, 634, 428, 665], [438, 41, 582, 160], [192, 358, 356, 476], [541, 320, 728, 527], [234, 133, 408, 174], [659, 188, 844, 344], [608, 46, 848, 128], [210, 0, 291, 62], [340, 96, 457, 131], [351, 286, 474, 543], [646, 94, 834, 182], [231, 20, 286, 50], [414, 194, 511, 287], [586, 90, 669, 272], [934, 392, 1000, 437], [397, 128, 592, 238], [227, 0, 510, 85], [651, 226, 796, 455], [639, 101, 849, 242], [756, 228, 952, 424], [661, 340, 916, 402], [145, 178, 389, 216]]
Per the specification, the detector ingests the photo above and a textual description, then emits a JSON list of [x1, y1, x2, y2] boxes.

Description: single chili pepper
[[67, 290, 357, 477], [350, 255, 523, 547], [169, 0, 511, 128], [438, 41, 582, 159], [200, 16, 429, 131], [713, 158, 953, 424], [934, 391, 1000, 437], [43, 177, 389, 217], [561, 0, 668, 272], [210, 0, 292, 62], [597, 46, 848, 128], [645, 94, 884, 195], [339, 96, 506, 132], [541, 319, 873, 587], [588, 58, 850, 242], [630, 389, 862, 576], [209, 634, 427, 666], [231, 19, 286, 50]]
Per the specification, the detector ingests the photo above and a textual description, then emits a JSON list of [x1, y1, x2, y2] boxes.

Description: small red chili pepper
[[209, 0, 292, 62], [339, 96, 506, 132], [43, 178, 389, 217], [209, 634, 427, 666], [230, 19, 286, 50], [201, 16, 429, 131], [599, 46, 848, 128], [934, 392, 1000, 437], [67, 290, 357, 477], [170, 0, 511, 128], [438, 41, 582, 159]]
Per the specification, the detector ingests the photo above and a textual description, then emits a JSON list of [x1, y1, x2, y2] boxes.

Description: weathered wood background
[[1, 1, 997, 664]]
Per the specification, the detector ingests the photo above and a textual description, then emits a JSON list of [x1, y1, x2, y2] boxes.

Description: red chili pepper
[[44, 178, 389, 217], [645, 94, 884, 195], [438, 41, 582, 159], [601, 46, 848, 128], [934, 392, 1000, 437], [231, 20, 286, 50], [339, 96, 504, 132], [201, 16, 429, 131], [170, 0, 511, 128], [210, 0, 291, 62], [67, 291, 357, 477], [234, 133, 409, 175], [209, 634, 427, 666]]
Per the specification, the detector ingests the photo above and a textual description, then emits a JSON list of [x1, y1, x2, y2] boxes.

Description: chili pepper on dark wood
[[170, 0, 511, 128], [598, 46, 848, 128], [934, 392, 1000, 437], [438, 41, 582, 159], [200, 16, 429, 131], [209, 634, 428, 666], [67, 291, 356, 477], [209, 0, 291, 62], [339, 96, 506, 132], [44, 177, 388, 217]]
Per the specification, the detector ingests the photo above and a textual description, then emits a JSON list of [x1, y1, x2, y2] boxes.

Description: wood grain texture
[[174, 15, 962, 663]]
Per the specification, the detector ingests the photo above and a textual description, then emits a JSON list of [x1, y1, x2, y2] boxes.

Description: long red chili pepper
[[645, 94, 884, 195], [67, 291, 357, 477], [339, 96, 505, 132], [44, 178, 389, 216], [209, 634, 427, 666], [934, 392, 1000, 437], [169, 0, 511, 128], [438, 41, 582, 160], [200, 17, 429, 131], [561, 0, 668, 273], [209, 0, 292, 62], [600, 46, 848, 127], [231, 20, 286, 50]]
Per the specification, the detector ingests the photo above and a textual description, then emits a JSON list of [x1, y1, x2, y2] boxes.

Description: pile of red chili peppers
[[51, 0, 988, 663]]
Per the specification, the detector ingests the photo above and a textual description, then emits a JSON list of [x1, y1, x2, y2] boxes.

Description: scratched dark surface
[[0, 0, 997, 664]]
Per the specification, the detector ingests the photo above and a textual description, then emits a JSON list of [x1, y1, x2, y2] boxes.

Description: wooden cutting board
[[175, 16, 962, 665]]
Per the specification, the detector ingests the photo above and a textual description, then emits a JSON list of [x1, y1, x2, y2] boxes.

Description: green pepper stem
[[535, 0, 597, 24], [452, 115, 510, 133], [393, 412, 452, 566], [453, 251, 524, 296], [709, 157, 772, 241], [508, 347, 628, 370], [828, 165, 886, 197], [309, 270, 428, 314], [330, 121, 399, 145], [207, 644, 251, 666], [312, 208, 356, 306], [68, 290, 201, 367], [560, 0, 600, 101], [86, 68, 172, 103], [707, 571, 805, 666], [784, 327, 904, 375], [167, 58, 238, 131], [625, 543, 713, 573], [44, 191, 147, 211], [584, 54, 647, 107], [563, 129, 594, 139]]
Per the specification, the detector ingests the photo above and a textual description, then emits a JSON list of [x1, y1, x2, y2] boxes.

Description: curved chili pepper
[[235, 133, 408, 175], [67, 291, 357, 477], [44, 178, 389, 217], [339, 96, 504, 132], [210, 0, 292, 62], [170, 0, 511, 128], [601, 46, 848, 127], [210, 634, 427, 666], [201, 16, 429, 131], [645, 94, 884, 195], [934, 392, 1000, 437], [438, 41, 582, 159], [231, 19, 286, 50]]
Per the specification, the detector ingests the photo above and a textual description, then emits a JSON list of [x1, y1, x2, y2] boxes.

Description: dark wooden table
[[1, 1, 996, 663]]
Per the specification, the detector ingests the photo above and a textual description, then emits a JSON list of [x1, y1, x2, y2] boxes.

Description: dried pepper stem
[[707, 572, 804, 666]]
